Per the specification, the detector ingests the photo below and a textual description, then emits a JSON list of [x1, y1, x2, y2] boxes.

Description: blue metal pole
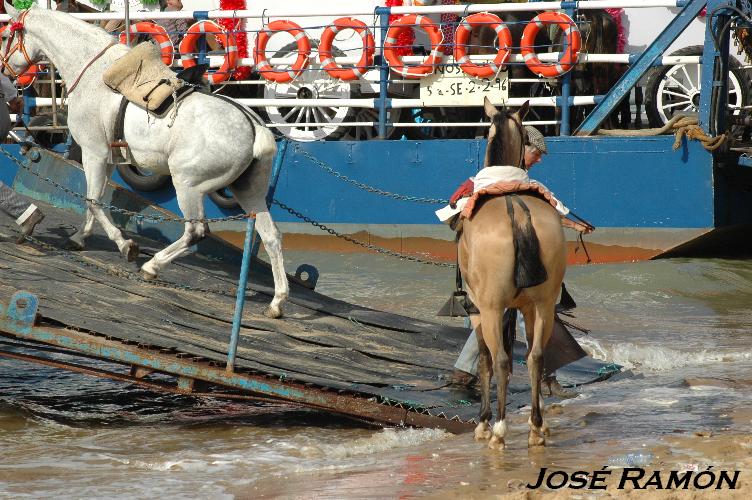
[[698, 0, 731, 134], [227, 213, 256, 372], [559, 5, 576, 136], [376, 7, 391, 139]]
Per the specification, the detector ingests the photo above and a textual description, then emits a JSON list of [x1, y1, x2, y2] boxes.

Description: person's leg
[[0, 181, 45, 242], [453, 328, 480, 375]]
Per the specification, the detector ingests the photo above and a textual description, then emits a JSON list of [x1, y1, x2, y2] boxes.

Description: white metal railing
[[12, 1, 709, 142]]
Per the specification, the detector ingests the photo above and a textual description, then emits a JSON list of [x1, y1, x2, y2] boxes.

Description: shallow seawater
[[1, 253, 752, 498]]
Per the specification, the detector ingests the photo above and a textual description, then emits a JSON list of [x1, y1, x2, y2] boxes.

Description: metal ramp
[[0, 199, 619, 432]]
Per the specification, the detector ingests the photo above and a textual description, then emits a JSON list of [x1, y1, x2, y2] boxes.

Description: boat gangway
[[0, 147, 618, 432]]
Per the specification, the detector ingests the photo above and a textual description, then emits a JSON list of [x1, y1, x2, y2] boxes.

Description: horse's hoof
[[528, 430, 546, 447], [141, 269, 157, 281], [121, 240, 140, 262], [263, 305, 283, 319], [474, 423, 491, 441], [66, 239, 85, 251], [488, 436, 505, 450]]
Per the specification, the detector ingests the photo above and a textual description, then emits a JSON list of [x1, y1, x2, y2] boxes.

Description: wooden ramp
[[0, 152, 619, 432]]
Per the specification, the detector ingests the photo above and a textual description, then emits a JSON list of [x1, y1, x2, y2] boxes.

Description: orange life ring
[[118, 21, 174, 65], [179, 21, 238, 84], [318, 17, 374, 81], [254, 20, 311, 83], [453, 12, 512, 79], [383, 14, 443, 79], [521, 12, 581, 78], [0, 25, 40, 88]]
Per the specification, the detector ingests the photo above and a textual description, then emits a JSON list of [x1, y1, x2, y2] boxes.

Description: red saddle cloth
[[453, 181, 561, 219]]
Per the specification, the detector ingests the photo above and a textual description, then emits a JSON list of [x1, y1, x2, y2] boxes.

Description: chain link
[[292, 143, 450, 205], [273, 200, 455, 268], [0, 148, 252, 224]]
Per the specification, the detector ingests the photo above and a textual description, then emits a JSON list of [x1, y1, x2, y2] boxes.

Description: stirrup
[[437, 290, 479, 317], [107, 141, 135, 166]]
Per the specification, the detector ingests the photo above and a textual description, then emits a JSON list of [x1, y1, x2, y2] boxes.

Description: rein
[[0, 11, 33, 81], [67, 40, 117, 94]]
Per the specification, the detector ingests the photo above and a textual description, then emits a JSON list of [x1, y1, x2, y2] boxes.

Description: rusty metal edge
[[0, 317, 474, 434]]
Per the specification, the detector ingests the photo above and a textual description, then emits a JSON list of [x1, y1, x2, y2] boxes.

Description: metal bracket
[[5, 291, 39, 327]]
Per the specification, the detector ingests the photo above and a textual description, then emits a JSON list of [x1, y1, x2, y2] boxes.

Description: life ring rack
[[521, 11, 582, 78], [453, 12, 512, 79], [179, 20, 238, 84], [254, 19, 311, 83], [318, 17, 374, 81]]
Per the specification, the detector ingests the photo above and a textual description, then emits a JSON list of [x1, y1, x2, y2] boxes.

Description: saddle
[[103, 42, 207, 167], [103, 41, 197, 117]]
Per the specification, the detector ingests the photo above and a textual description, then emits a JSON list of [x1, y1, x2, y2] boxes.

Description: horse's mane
[[27, 6, 115, 47], [487, 110, 524, 168]]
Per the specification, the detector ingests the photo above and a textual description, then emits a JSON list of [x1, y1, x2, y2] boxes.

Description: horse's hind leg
[[523, 302, 555, 447], [480, 310, 510, 450], [229, 152, 289, 319], [473, 320, 493, 442], [71, 154, 138, 261], [140, 186, 207, 280]]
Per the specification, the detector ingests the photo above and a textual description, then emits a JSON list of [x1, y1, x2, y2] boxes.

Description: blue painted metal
[[253, 138, 289, 259], [559, 6, 576, 136], [739, 155, 752, 168], [227, 214, 257, 372], [699, 0, 732, 134], [575, 0, 708, 136], [377, 8, 391, 139], [5, 291, 39, 328]]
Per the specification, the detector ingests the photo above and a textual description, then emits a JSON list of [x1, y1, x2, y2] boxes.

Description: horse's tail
[[505, 195, 548, 289]]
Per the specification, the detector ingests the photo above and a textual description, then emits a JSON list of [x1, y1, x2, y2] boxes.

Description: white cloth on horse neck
[[435, 165, 569, 222]]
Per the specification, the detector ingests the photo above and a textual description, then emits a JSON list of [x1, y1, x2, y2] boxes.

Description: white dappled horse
[[1, 4, 288, 318]]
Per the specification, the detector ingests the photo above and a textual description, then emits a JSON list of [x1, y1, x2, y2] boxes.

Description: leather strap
[[67, 41, 117, 95]]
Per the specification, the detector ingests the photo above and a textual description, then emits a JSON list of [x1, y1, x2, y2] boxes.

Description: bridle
[[0, 10, 33, 81]]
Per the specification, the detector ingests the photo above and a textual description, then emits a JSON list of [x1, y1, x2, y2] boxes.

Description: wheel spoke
[[283, 106, 301, 120], [666, 73, 692, 95], [662, 100, 692, 110], [680, 64, 697, 92]]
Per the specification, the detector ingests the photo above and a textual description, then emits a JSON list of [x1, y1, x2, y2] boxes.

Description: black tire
[[116, 164, 171, 192], [28, 112, 69, 148], [644, 45, 750, 127], [208, 188, 239, 209]]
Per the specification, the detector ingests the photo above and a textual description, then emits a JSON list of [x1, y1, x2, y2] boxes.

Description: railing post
[[376, 7, 391, 139], [559, 4, 577, 136], [227, 212, 257, 373], [252, 138, 288, 259]]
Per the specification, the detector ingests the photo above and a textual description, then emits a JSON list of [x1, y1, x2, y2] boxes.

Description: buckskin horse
[[0, 4, 288, 318], [458, 98, 566, 449]]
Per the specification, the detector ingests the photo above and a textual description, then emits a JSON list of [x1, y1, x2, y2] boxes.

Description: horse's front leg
[[141, 185, 207, 280], [71, 152, 138, 261]]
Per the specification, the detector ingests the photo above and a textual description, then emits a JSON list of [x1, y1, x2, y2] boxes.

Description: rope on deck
[[596, 115, 727, 152]]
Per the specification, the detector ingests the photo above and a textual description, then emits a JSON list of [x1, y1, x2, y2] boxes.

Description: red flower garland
[[386, 0, 414, 56], [218, 0, 250, 80]]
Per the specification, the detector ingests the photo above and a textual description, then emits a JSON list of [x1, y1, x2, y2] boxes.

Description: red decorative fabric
[[219, 0, 250, 79], [460, 182, 560, 219], [386, 0, 414, 56], [449, 178, 474, 207], [440, 0, 458, 55], [9, 22, 24, 32]]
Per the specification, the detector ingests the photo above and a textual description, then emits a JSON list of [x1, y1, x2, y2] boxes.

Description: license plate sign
[[419, 64, 508, 106]]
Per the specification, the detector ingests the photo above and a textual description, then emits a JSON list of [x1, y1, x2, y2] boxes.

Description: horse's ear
[[516, 100, 530, 121], [4, 2, 19, 19], [483, 96, 498, 119]]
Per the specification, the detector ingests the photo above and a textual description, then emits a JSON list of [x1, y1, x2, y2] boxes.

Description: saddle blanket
[[435, 166, 569, 222]]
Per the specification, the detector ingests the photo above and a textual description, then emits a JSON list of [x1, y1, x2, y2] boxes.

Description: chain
[[273, 200, 455, 268], [292, 143, 450, 205], [0, 148, 252, 225]]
